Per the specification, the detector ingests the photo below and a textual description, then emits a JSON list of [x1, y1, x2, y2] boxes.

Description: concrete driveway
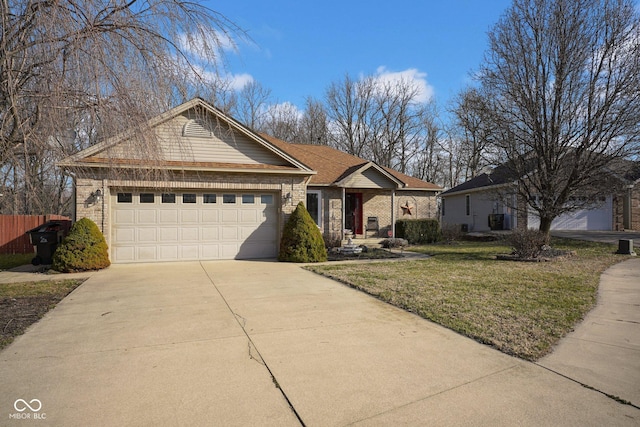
[[552, 230, 640, 247], [1, 261, 638, 426]]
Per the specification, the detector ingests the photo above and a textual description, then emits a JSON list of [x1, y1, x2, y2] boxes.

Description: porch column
[[342, 188, 346, 240]]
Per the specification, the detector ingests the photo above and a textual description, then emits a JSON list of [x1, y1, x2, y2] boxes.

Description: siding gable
[[103, 110, 288, 166], [340, 167, 399, 189]]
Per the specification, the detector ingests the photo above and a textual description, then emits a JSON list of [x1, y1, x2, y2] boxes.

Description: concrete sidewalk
[[538, 257, 640, 407], [1, 260, 638, 426]]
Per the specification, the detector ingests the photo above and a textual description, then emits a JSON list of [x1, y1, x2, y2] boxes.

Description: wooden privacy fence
[[0, 215, 72, 254]]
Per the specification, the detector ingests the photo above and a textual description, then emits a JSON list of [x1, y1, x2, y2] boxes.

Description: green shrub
[[395, 219, 441, 244], [279, 202, 328, 263], [508, 229, 550, 259], [52, 218, 110, 272]]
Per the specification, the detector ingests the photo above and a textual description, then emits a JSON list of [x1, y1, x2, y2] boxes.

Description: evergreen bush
[[52, 218, 111, 272], [279, 202, 328, 262], [395, 219, 441, 244]]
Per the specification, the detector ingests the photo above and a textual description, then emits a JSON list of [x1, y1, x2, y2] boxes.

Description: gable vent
[[183, 119, 212, 138]]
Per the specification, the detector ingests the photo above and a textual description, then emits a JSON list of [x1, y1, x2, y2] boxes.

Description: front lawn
[[307, 238, 624, 360]]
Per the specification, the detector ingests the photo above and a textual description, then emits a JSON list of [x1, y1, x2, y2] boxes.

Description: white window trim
[[306, 190, 323, 229]]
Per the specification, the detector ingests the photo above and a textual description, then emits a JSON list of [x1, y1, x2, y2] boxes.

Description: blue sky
[[209, 1, 514, 113]]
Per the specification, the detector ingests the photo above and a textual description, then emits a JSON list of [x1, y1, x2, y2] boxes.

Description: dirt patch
[[0, 280, 84, 350]]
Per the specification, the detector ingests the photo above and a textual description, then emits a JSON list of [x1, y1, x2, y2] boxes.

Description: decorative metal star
[[401, 201, 414, 216]]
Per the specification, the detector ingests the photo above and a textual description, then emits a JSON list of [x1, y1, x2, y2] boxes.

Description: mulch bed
[[0, 296, 60, 347], [496, 248, 577, 262], [327, 247, 404, 261]]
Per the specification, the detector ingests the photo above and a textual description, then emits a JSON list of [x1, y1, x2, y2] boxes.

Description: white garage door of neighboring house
[[111, 190, 279, 263], [528, 196, 613, 231]]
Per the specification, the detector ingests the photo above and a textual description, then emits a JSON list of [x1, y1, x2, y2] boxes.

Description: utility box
[[489, 214, 505, 231], [616, 239, 636, 256]]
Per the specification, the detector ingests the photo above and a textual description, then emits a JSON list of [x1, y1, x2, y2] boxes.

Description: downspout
[[391, 189, 396, 238]]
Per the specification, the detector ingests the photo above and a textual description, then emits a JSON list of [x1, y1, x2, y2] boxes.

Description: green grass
[[0, 253, 33, 270], [307, 238, 626, 360]]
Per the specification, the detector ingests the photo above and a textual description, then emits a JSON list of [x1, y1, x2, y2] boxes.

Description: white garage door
[[528, 196, 612, 231], [111, 190, 279, 263]]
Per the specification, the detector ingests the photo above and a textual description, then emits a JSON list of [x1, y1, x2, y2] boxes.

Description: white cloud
[[177, 29, 238, 64], [264, 101, 303, 120], [373, 66, 435, 103]]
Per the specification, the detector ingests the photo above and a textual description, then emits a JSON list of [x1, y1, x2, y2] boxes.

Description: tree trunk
[[539, 216, 553, 240]]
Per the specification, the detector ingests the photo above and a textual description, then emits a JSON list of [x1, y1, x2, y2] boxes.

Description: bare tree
[[478, 0, 640, 233], [233, 80, 272, 130], [412, 107, 446, 185], [261, 102, 300, 142], [450, 87, 497, 180], [297, 97, 329, 145], [0, 0, 243, 214], [372, 77, 426, 172], [324, 74, 377, 158]]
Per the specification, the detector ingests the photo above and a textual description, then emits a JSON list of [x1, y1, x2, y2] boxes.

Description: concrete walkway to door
[[1, 261, 638, 426]]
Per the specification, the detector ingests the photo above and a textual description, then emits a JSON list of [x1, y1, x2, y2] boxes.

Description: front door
[[345, 193, 363, 235]]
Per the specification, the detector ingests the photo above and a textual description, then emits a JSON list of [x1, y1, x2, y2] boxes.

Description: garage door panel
[[159, 227, 178, 242], [137, 210, 157, 223], [114, 228, 135, 243], [248, 225, 277, 240], [238, 242, 277, 259], [222, 227, 238, 239], [240, 209, 258, 222], [114, 246, 135, 262], [159, 210, 179, 224], [201, 210, 219, 223], [180, 245, 199, 259], [114, 210, 135, 224], [180, 210, 199, 223], [201, 227, 219, 240], [112, 191, 278, 263], [180, 227, 199, 241], [137, 246, 158, 261], [201, 245, 220, 259], [138, 228, 158, 243], [159, 246, 178, 260]]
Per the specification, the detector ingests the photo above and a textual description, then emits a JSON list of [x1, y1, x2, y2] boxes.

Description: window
[[242, 194, 255, 204], [261, 194, 273, 205], [140, 193, 154, 203], [465, 194, 470, 216], [441, 198, 445, 216], [203, 194, 217, 204], [162, 193, 176, 203], [306, 191, 321, 227], [183, 193, 196, 204], [117, 193, 132, 203], [223, 194, 236, 204]]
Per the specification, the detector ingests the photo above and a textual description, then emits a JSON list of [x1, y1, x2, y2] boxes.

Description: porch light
[[92, 189, 103, 203], [283, 192, 292, 204]]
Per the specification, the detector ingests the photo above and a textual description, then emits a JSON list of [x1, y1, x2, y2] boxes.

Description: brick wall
[[613, 186, 640, 231]]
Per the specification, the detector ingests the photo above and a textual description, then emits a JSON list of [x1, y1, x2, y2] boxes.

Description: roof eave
[[58, 162, 316, 175]]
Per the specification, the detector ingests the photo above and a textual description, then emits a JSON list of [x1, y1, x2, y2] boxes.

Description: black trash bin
[[27, 222, 67, 265]]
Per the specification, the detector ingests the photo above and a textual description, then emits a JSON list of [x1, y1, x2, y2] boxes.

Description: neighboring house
[[58, 98, 441, 263], [440, 163, 640, 232]]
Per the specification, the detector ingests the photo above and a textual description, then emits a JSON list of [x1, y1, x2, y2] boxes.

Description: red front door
[[345, 193, 363, 235]]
